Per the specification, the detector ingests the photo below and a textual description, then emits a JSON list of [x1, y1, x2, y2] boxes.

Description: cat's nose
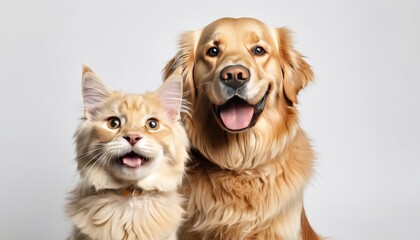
[[123, 134, 142, 146]]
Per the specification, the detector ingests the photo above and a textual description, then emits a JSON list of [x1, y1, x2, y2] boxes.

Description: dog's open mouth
[[118, 152, 150, 168], [213, 92, 269, 132]]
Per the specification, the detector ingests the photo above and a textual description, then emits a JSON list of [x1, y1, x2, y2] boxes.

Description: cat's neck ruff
[[96, 185, 159, 197]]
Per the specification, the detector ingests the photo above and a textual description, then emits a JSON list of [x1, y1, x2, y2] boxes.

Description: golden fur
[[67, 66, 189, 240], [164, 18, 320, 239]]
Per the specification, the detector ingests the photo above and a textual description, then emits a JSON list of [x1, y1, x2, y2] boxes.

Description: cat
[[66, 66, 189, 240]]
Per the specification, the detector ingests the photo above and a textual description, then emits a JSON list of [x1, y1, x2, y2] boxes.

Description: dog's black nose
[[220, 65, 250, 89]]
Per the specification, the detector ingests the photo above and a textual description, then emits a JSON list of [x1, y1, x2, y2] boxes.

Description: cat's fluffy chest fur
[[67, 66, 188, 240], [68, 187, 183, 240]]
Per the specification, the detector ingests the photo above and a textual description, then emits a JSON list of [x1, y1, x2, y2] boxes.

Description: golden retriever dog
[[164, 17, 320, 240]]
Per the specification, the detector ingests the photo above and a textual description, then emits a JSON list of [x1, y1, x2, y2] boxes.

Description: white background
[[0, 0, 419, 239]]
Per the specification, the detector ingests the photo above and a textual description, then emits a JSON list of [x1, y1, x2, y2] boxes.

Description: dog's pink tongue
[[122, 156, 142, 168], [220, 102, 254, 130]]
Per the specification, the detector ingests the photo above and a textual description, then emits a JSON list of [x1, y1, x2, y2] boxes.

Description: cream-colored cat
[[67, 66, 189, 240]]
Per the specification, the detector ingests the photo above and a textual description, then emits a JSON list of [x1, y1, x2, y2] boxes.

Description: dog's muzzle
[[212, 65, 268, 132]]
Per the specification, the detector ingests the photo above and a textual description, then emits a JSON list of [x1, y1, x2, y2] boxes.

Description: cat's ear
[[82, 65, 110, 119], [155, 74, 183, 122]]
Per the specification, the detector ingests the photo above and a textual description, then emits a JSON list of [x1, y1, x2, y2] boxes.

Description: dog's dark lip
[[212, 91, 269, 132]]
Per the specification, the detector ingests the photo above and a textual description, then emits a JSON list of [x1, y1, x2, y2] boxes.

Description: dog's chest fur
[[182, 132, 313, 240]]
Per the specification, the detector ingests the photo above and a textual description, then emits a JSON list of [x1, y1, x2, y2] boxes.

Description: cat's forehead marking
[[118, 94, 159, 122], [120, 94, 143, 111]]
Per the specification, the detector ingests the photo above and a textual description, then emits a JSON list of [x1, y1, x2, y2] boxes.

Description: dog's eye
[[145, 118, 159, 130], [206, 47, 219, 57], [107, 117, 121, 129], [252, 46, 266, 56]]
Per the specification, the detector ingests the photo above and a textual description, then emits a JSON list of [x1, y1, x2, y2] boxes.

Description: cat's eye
[[107, 117, 121, 129], [145, 118, 159, 130]]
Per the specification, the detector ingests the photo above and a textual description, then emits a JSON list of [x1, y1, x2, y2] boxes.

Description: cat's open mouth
[[118, 152, 150, 168]]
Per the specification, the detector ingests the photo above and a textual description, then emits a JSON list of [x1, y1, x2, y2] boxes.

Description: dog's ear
[[276, 28, 313, 105], [163, 30, 201, 103]]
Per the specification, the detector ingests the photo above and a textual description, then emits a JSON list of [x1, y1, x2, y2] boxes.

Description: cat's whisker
[[76, 144, 122, 172], [80, 148, 115, 181], [105, 151, 117, 173], [83, 156, 101, 179], [80, 159, 101, 194], [77, 149, 106, 172], [74, 144, 107, 160]]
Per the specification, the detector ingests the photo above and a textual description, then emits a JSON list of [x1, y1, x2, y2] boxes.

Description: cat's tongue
[[122, 155, 142, 168], [220, 101, 254, 130]]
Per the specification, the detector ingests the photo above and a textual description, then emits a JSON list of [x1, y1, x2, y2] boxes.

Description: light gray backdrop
[[0, 0, 419, 239]]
